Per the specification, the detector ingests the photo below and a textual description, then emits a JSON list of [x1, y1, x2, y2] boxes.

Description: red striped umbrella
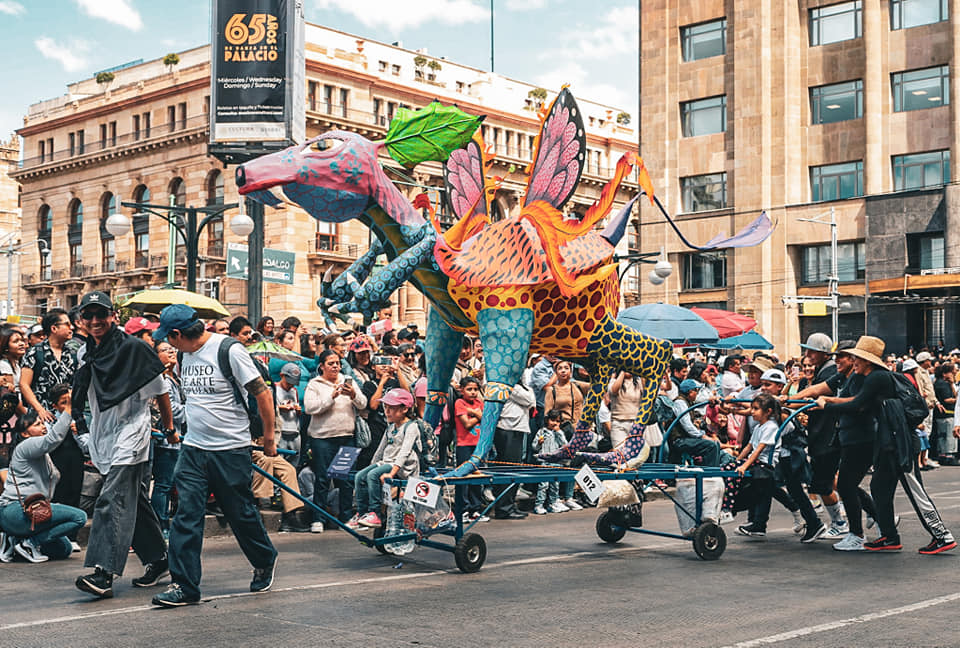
[[689, 307, 757, 339]]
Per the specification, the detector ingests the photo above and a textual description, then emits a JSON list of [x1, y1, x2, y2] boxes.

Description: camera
[[372, 355, 394, 365]]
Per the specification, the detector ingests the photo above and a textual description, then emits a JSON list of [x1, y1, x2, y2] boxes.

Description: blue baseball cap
[[152, 304, 200, 341], [679, 379, 702, 394]]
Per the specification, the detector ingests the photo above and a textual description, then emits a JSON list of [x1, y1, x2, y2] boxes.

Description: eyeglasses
[[80, 309, 110, 321], [403, 353, 416, 358]]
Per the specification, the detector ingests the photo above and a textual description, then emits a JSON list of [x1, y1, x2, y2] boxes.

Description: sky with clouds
[[0, 0, 640, 145]]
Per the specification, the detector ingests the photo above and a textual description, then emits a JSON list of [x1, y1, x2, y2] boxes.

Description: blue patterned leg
[[424, 307, 464, 429], [445, 308, 534, 478], [329, 230, 436, 318], [319, 240, 384, 306]]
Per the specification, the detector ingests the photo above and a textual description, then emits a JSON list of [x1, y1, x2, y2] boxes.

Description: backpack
[[213, 338, 273, 439], [889, 371, 928, 430], [653, 394, 677, 430], [414, 416, 439, 470]]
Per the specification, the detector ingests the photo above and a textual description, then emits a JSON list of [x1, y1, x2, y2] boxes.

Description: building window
[[810, 80, 863, 124], [38, 140, 45, 163], [39, 247, 51, 282], [681, 95, 726, 136], [681, 18, 726, 61], [109, 121, 116, 146], [378, 60, 387, 72], [37, 204, 52, 236], [893, 150, 950, 190], [133, 114, 141, 140], [340, 88, 349, 118], [810, 161, 863, 202], [168, 105, 177, 132], [892, 65, 949, 111], [323, 85, 333, 113], [801, 241, 865, 283], [69, 199, 83, 228], [681, 172, 727, 212], [133, 185, 150, 268], [891, 0, 948, 29], [907, 233, 945, 270], [206, 170, 224, 205], [142, 111, 151, 138], [206, 171, 225, 256], [133, 184, 150, 204], [170, 177, 186, 207], [135, 231, 149, 268], [683, 251, 727, 290], [456, 81, 465, 92], [391, 64, 401, 76], [809, 1, 862, 46], [100, 192, 116, 273], [69, 131, 84, 156], [307, 80, 317, 111], [69, 241, 83, 275], [373, 98, 384, 126], [99, 124, 108, 149], [178, 102, 187, 129]]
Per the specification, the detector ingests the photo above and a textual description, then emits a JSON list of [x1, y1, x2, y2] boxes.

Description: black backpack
[[414, 416, 439, 470], [889, 371, 928, 430], [653, 394, 678, 430]]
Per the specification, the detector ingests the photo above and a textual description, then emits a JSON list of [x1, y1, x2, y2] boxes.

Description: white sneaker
[[792, 513, 806, 534], [310, 522, 324, 534], [14, 538, 48, 563], [823, 520, 849, 539], [515, 488, 533, 502], [482, 487, 495, 502], [832, 533, 866, 552], [547, 502, 569, 513], [563, 498, 583, 511], [70, 541, 82, 553], [926, 459, 940, 468], [719, 510, 734, 525], [533, 505, 547, 515], [474, 513, 490, 523], [0, 533, 15, 563]]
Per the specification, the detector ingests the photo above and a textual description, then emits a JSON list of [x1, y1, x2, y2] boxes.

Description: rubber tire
[[692, 522, 726, 560], [596, 511, 627, 544], [454, 533, 486, 573], [372, 526, 388, 555]]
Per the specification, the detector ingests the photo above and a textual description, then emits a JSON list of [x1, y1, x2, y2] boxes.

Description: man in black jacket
[[819, 336, 955, 554]]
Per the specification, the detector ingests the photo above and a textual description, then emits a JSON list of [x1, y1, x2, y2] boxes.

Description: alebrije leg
[[445, 308, 534, 478], [423, 307, 464, 429]]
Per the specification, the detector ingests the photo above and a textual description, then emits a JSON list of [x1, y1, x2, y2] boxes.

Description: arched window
[[205, 171, 225, 256], [37, 205, 52, 281], [68, 199, 83, 274], [168, 177, 187, 260], [100, 192, 116, 272], [132, 185, 150, 268]]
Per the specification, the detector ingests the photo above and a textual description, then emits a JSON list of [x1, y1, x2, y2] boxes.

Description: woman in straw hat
[[816, 336, 956, 554]]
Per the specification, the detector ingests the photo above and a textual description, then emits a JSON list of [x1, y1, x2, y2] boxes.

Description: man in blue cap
[[669, 378, 721, 467], [150, 304, 279, 607]]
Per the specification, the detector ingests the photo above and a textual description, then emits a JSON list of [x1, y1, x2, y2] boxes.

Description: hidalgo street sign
[[226, 242, 296, 285]]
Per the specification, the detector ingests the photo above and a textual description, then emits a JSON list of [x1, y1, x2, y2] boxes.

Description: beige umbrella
[[121, 288, 231, 319]]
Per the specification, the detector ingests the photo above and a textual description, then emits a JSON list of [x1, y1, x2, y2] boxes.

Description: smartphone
[[372, 355, 394, 365], [343, 377, 353, 386]]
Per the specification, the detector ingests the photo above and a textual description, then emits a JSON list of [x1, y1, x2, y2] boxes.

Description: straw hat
[[845, 336, 887, 369]]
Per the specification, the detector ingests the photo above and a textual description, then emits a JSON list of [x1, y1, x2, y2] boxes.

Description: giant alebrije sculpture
[[236, 89, 773, 476]]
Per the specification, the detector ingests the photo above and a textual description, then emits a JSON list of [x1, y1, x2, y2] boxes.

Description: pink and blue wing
[[524, 89, 586, 209], [444, 140, 487, 219]]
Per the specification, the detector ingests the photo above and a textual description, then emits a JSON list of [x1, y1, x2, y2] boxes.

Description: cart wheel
[[372, 526, 388, 555], [692, 522, 726, 560], [596, 511, 627, 544], [454, 533, 486, 573]]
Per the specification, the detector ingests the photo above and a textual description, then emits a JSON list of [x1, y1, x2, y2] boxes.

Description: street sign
[[403, 478, 440, 509], [326, 446, 361, 479], [226, 242, 296, 284]]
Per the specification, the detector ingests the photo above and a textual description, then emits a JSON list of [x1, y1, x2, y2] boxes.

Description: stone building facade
[[11, 24, 639, 331], [0, 135, 22, 318], [635, 0, 960, 353]]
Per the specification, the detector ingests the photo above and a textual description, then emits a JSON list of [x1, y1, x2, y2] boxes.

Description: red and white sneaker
[[358, 512, 382, 528]]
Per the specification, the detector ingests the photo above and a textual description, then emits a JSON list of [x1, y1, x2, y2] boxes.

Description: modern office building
[[10, 24, 639, 330], [635, 0, 960, 353]]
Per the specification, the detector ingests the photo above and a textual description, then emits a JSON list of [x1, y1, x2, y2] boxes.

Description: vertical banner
[[210, 0, 305, 146]]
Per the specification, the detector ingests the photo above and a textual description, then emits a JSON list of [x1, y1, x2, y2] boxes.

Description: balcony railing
[[206, 241, 225, 258], [134, 252, 150, 269], [69, 264, 93, 278], [308, 237, 360, 258]]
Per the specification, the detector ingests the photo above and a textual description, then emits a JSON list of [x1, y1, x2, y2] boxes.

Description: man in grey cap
[[276, 362, 303, 466], [913, 352, 937, 460], [798, 332, 848, 539]]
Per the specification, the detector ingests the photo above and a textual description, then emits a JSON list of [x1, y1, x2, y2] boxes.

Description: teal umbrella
[[705, 330, 774, 350], [618, 303, 720, 346]]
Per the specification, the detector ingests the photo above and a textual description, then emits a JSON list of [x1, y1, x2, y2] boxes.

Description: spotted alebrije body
[[446, 270, 620, 359]]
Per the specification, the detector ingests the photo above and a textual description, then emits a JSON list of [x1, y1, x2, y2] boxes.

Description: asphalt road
[[2, 469, 960, 648]]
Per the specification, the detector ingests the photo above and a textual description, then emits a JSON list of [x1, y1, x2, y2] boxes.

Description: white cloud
[[0, 1, 25, 16], [535, 61, 631, 109], [315, 0, 488, 30], [505, 0, 547, 10], [34, 37, 92, 73], [542, 5, 638, 61], [73, 0, 143, 31]]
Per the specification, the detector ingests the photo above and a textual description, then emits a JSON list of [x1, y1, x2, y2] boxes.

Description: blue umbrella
[[705, 330, 774, 350], [618, 303, 720, 346]]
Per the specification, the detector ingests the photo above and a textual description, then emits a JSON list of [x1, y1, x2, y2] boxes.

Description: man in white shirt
[[73, 291, 174, 600], [150, 304, 278, 607]]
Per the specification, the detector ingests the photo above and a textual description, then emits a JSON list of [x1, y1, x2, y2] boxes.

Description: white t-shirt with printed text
[[180, 333, 263, 451]]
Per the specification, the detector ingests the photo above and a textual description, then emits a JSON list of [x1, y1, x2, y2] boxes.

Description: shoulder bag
[[11, 471, 52, 531]]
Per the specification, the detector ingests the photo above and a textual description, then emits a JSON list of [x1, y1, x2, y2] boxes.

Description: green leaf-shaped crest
[[384, 102, 484, 168]]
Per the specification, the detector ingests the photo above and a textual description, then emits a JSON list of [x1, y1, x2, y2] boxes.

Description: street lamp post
[[112, 200, 241, 293], [0, 236, 49, 319]]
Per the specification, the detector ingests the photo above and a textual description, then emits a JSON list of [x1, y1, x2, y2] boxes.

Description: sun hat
[[744, 356, 775, 374], [845, 336, 887, 369], [901, 358, 919, 372], [380, 388, 414, 408]]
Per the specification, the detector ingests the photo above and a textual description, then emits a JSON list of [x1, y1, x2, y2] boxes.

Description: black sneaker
[[76, 568, 114, 599], [736, 523, 766, 538], [864, 536, 902, 552], [800, 521, 827, 544], [250, 559, 277, 593], [279, 512, 310, 533], [918, 537, 958, 555], [152, 583, 200, 607], [132, 558, 169, 587]]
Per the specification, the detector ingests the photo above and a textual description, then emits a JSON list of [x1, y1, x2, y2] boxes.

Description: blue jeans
[[354, 464, 393, 514], [455, 445, 485, 513], [168, 445, 277, 600], [0, 501, 86, 552], [310, 436, 355, 522], [151, 446, 179, 529], [534, 463, 573, 506]]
